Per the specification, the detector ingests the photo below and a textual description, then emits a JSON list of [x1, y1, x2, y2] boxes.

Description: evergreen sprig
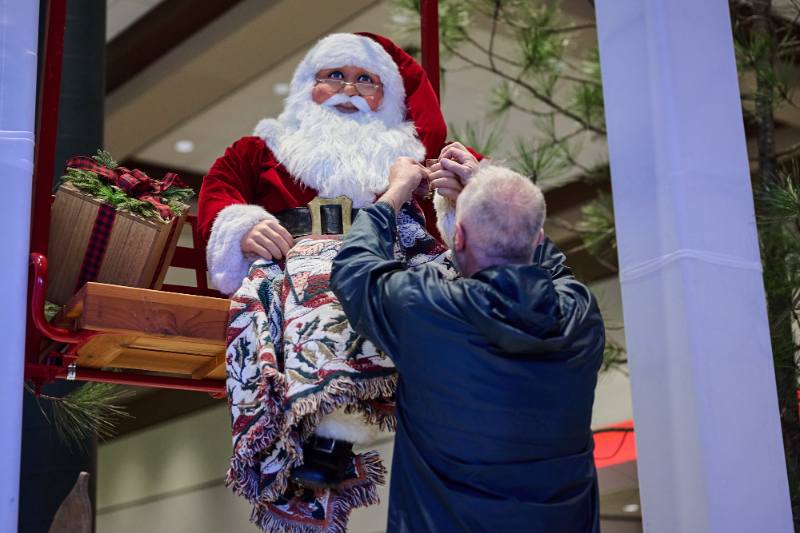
[[25, 382, 134, 453], [59, 150, 194, 219], [92, 149, 118, 169]]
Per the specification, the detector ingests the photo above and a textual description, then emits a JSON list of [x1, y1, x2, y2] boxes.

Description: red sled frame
[[24, 0, 441, 395]]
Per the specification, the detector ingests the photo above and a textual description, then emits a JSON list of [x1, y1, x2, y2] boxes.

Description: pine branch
[[24, 382, 134, 452], [443, 41, 607, 135], [464, 35, 519, 67]]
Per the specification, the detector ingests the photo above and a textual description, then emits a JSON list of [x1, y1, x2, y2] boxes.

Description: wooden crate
[[46, 183, 188, 306], [53, 283, 230, 381]]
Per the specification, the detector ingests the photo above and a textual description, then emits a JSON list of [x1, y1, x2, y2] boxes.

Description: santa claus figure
[[199, 32, 462, 505]]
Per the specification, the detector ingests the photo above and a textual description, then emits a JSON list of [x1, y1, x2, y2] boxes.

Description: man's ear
[[454, 222, 466, 252], [535, 228, 544, 248]]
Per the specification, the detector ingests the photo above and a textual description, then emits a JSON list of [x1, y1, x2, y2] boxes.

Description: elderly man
[[330, 152, 605, 532]]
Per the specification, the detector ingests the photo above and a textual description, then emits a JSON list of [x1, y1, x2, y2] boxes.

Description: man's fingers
[[438, 142, 467, 159], [430, 176, 463, 192], [439, 145, 472, 164], [440, 158, 470, 180], [429, 167, 453, 178], [436, 187, 461, 201]]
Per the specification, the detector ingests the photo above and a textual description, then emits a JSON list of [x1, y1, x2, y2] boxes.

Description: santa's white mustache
[[322, 93, 372, 112]]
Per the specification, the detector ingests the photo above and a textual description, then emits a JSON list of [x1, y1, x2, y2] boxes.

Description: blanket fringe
[[250, 450, 386, 533], [261, 375, 396, 502]]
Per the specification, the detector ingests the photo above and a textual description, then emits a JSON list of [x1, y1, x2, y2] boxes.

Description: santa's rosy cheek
[[366, 93, 383, 111], [311, 85, 334, 105]]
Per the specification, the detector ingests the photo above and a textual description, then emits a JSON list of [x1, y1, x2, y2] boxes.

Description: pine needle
[[25, 382, 134, 453]]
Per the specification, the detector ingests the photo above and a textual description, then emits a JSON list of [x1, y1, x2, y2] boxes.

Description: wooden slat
[[112, 348, 213, 375], [151, 207, 189, 290], [47, 187, 100, 305], [96, 212, 159, 288], [69, 283, 229, 343], [75, 335, 138, 369], [204, 361, 227, 381], [128, 337, 224, 357], [192, 351, 226, 380]]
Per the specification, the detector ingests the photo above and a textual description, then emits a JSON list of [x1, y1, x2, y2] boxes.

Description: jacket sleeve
[[330, 202, 412, 356], [198, 138, 278, 295]]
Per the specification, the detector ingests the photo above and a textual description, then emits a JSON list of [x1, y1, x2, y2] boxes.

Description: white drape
[[0, 0, 40, 528], [595, 0, 793, 531]]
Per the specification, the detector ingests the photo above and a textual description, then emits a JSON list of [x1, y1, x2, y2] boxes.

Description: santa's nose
[[343, 84, 358, 96]]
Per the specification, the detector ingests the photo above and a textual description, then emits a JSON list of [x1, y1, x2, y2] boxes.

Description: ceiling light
[[174, 140, 195, 153], [622, 504, 639, 513], [272, 83, 290, 96]]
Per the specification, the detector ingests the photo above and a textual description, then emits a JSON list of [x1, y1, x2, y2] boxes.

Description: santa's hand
[[383, 157, 430, 214], [240, 219, 294, 261]]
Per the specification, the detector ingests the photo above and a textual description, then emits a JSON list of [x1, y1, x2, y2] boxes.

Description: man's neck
[[462, 253, 532, 279]]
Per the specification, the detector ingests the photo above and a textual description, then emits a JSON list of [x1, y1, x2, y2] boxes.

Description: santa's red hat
[[356, 33, 447, 160]]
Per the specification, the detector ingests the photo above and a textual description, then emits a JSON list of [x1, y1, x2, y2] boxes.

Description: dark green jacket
[[330, 202, 604, 533]]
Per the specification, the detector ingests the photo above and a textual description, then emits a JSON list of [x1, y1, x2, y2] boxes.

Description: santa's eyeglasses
[[315, 78, 383, 96]]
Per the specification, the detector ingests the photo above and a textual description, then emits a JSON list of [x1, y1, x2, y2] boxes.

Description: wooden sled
[[26, 215, 230, 397]]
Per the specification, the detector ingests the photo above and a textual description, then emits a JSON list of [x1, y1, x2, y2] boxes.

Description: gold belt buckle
[[306, 195, 354, 235]]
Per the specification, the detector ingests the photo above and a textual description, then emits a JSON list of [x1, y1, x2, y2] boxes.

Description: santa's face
[[312, 66, 384, 114]]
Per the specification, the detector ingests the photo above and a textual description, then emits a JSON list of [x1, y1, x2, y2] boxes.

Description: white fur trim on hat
[[314, 407, 378, 446], [285, 33, 406, 127], [206, 204, 277, 295], [434, 192, 457, 249]]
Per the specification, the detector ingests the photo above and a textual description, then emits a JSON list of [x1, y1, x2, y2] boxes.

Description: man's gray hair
[[456, 161, 546, 262]]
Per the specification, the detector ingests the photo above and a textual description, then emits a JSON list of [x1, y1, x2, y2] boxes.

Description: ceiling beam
[[107, 0, 248, 94]]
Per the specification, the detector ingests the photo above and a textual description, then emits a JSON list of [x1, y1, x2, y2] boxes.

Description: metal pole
[[0, 0, 43, 529], [27, 0, 67, 365], [595, 1, 793, 531], [420, 0, 440, 103]]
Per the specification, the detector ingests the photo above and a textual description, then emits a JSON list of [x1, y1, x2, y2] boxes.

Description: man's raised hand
[[383, 157, 430, 214], [430, 142, 480, 206], [240, 219, 294, 261]]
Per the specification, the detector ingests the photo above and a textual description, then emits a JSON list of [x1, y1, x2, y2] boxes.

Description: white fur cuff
[[314, 407, 378, 446], [206, 204, 277, 295], [434, 192, 457, 249]]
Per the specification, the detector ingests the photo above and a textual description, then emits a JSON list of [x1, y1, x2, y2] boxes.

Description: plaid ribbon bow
[[64, 156, 189, 220]]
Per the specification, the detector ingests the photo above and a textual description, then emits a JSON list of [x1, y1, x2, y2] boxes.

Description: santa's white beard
[[256, 99, 426, 208]]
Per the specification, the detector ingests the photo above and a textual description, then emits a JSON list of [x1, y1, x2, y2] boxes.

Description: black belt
[[274, 205, 360, 238]]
